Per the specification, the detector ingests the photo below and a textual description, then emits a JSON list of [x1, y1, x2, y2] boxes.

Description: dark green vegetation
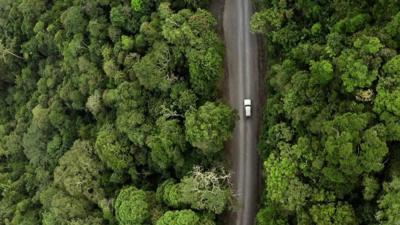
[[252, 0, 400, 224], [0, 0, 235, 224]]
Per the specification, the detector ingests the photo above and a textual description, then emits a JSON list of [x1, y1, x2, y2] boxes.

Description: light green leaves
[[376, 177, 400, 225], [310, 60, 334, 85], [115, 187, 150, 225], [95, 124, 133, 170], [156, 210, 200, 225], [185, 102, 236, 154]]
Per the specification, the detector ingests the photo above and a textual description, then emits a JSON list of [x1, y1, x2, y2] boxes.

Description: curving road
[[223, 0, 262, 225]]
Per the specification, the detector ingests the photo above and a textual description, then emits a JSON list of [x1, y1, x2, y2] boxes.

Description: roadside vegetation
[[252, 0, 400, 224], [0, 0, 235, 224]]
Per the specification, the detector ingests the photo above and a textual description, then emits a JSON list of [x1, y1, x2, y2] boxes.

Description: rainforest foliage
[[252, 0, 400, 224], [0, 0, 235, 224]]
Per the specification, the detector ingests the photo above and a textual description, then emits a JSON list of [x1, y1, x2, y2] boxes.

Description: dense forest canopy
[[0, 0, 235, 224], [252, 0, 400, 224]]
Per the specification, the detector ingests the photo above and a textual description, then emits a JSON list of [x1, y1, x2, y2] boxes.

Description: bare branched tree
[[190, 166, 232, 191], [0, 41, 23, 61], [179, 165, 233, 213]]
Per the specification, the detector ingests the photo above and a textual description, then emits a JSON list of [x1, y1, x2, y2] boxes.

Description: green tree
[[157, 179, 182, 208], [185, 102, 236, 154], [115, 186, 150, 225], [353, 36, 383, 54], [147, 117, 186, 171], [156, 210, 200, 225], [362, 176, 380, 201], [316, 113, 388, 194], [310, 60, 334, 85], [133, 42, 172, 91], [264, 150, 311, 212], [42, 190, 103, 225], [374, 55, 400, 131], [53, 140, 106, 205], [170, 83, 198, 112], [95, 124, 133, 170], [376, 177, 400, 225], [187, 46, 223, 98], [110, 5, 128, 28], [250, 8, 284, 34], [8, 199, 40, 225], [184, 0, 211, 8], [256, 206, 289, 225], [60, 6, 87, 35], [384, 12, 400, 37], [112, 82, 148, 147], [121, 35, 135, 51], [337, 50, 378, 92], [382, 55, 400, 76], [131, 0, 143, 12], [310, 202, 357, 225]]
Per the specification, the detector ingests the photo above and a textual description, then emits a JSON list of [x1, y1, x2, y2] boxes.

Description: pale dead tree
[[86, 92, 102, 116], [165, 17, 180, 28], [0, 41, 23, 61], [190, 166, 232, 192], [156, 45, 178, 82], [180, 165, 233, 213], [74, 181, 84, 189], [356, 89, 374, 102], [160, 104, 184, 118], [156, 45, 171, 73]]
